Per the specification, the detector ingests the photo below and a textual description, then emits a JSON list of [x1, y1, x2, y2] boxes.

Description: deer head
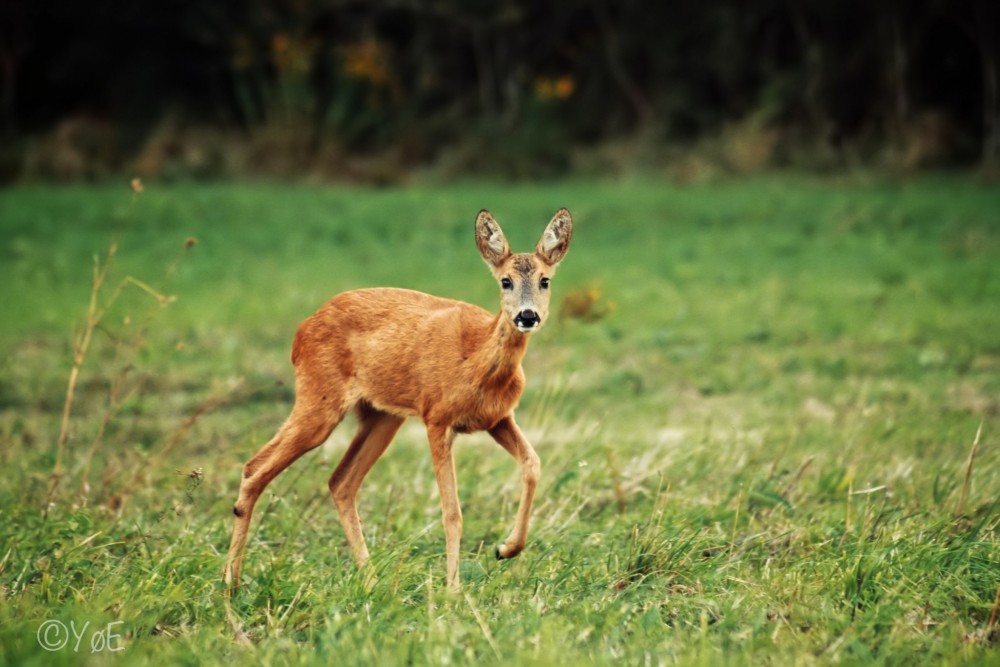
[[475, 209, 573, 333]]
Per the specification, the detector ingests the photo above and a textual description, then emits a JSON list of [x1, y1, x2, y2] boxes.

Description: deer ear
[[536, 208, 573, 266], [475, 210, 510, 268]]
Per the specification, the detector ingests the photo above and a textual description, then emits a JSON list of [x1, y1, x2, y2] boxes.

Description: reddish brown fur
[[291, 288, 527, 432], [223, 209, 573, 592]]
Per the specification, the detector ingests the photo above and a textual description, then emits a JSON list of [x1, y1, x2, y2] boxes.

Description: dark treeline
[[1, 0, 997, 181]]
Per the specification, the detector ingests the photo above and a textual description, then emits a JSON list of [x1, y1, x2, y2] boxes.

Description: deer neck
[[472, 313, 529, 385]]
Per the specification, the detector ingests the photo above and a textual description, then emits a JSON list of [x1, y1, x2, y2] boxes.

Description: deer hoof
[[496, 542, 523, 560]]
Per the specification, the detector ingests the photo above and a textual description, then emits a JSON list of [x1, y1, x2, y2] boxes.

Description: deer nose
[[515, 309, 541, 328]]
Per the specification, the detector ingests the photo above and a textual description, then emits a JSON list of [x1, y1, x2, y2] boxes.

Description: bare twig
[[45, 244, 116, 518]]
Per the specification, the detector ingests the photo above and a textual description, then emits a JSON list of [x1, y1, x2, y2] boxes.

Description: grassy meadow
[[0, 177, 998, 665]]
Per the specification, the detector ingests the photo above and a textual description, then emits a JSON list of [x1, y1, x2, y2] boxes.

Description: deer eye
[[540, 277, 550, 289], [501, 277, 513, 290]]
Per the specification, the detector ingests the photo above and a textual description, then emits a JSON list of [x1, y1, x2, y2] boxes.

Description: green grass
[[1, 176, 998, 665]]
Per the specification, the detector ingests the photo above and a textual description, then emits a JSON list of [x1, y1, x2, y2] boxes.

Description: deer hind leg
[[427, 424, 462, 591], [329, 404, 405, 568], [223, 394, 346, 593], [488, 416, 541, 560]]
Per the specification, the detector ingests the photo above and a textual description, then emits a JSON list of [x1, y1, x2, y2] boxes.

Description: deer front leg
[[488, 416, 540, 560], [427, 424, 462, 591]]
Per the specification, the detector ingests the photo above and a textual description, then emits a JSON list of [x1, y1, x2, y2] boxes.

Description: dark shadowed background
[[1, 0, 998, 183]]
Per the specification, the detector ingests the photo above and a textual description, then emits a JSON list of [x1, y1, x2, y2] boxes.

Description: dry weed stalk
[[45, 181, 194, 517], [76, 238, 197, 508], [989, 584, 1000, 629], [955, 420, 984, 518], [46, 243, 117, 518]]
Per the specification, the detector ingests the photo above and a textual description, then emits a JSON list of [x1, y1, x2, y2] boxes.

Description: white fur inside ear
[[488, 230, 506, 255], [541, 227, 561, 252]]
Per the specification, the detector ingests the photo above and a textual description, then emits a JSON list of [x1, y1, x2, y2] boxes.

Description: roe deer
[[223, 208, 573, 592]]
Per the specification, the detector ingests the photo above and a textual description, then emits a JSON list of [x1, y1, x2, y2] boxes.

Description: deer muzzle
[[514, 309, 541, 331]]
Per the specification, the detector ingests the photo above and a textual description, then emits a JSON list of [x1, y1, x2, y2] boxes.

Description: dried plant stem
[[45, 245, 116, 518], [46, 188, 187, 516], [955, 420, 984, 518], [76, 244, 193, 507], [77, 370, 127, 507], [988, 583, 1000, 630]]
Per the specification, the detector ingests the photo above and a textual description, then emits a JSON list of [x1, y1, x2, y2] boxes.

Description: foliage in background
[[1, 0, 999, 182], [0, 178, 998, 664]]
